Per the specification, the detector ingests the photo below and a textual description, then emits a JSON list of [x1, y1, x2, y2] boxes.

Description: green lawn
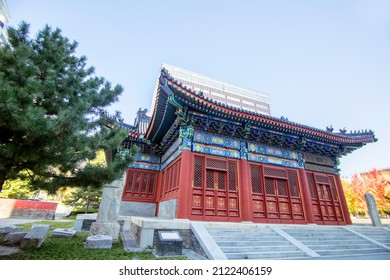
[[0, 220, 187, 260]]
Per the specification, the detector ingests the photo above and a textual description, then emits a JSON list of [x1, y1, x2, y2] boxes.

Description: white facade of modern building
[[150, 63, 271, 116], [0, 0, 10, 45]]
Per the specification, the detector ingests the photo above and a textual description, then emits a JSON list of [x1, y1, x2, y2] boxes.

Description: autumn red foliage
[[342, 169, 390, 216]]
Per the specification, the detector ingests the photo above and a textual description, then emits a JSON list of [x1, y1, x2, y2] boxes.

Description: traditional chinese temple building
[[119, 65, 377, 225]]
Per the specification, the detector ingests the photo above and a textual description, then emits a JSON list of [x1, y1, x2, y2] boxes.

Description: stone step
[[206, 227, 272, 232], [299, 240, 375, 246], [287, 236, 364, 242], [207, 230, 276, 235], [220, 245, 299, 253], [216, 240, 291, 246], [315, 248, 387, 256], [211, 236, 283, 241], [284, 230, 353, 236], [308, 243, 382, 251], [225, 250, 308, 260], [209, 230, 280, 235]]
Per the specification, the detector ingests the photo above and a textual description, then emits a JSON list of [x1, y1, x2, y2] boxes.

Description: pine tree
[[0, 22, 136, 193]]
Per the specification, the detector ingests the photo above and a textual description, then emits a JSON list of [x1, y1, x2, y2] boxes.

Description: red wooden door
[[205, 169, 228, 216], [306, 171, 344, 225], [264, 177, 292, 220], [190, 155, 239, 221], [250, 164, 305, 223]]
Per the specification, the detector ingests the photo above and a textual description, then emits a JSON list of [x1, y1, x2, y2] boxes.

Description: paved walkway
[[0, 218, 43, 227]]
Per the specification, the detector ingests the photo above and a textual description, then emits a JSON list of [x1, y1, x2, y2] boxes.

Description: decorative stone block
[[20, 224, 50, 249], [3, 232, 27, 246], [0, 225, 24, 235], [84, 235, 112, 249], [51, 228, 77, 238], [155, 231, 183, 256]]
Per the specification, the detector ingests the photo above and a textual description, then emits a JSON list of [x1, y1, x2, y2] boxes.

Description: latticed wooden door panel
[[306, 171, 344, 224], [122, 169, 157, 201], [191, 155, 239, 219], [250, 164, 304, 222]]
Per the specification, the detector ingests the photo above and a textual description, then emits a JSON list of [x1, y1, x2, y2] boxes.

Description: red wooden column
[[176, 150, 193, 219], [298, 169, 316, 224], [335, 174, 352, 225], [154, 170, 164, 217], [239, 159, 252, 222]]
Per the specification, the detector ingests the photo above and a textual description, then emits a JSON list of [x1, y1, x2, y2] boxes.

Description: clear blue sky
[[7, 0, 390, 177]]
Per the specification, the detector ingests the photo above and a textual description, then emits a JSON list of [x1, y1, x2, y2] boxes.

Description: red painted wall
[[0, 198, 58, 219]]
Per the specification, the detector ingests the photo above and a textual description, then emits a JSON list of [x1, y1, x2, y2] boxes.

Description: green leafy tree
[[0, 171, 36, 199], [0, 22, 136, 193]]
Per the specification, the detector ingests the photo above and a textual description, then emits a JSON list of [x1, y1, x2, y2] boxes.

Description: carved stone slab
[[51, 228, 77, 238], [84, 235, 113, 249], [365, 192, 383, 227], [20, 225, 50, 249], [3, 232, 27, 246]]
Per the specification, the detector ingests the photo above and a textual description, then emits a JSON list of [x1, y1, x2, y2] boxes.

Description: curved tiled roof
[[150, 68, 376, 145], [128, 67, 377, 158]]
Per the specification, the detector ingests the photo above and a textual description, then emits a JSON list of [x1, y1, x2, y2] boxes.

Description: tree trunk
[[85, 197, 90, 214], [0, 176, 5, 192]]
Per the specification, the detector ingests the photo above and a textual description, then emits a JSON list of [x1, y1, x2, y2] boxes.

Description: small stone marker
[[365, 192, 383, 227], [51, 228, 77, 238], [20, 224, 50, 249], [3, 232, 27, 246], [84, 235, 113, 249], [32, 224, 51, 229], [156, 231, 183, 256], [0, 225, 24, 235]]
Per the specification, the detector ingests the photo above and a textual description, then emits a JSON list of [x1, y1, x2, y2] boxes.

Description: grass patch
[[0, 220, 187, 260]]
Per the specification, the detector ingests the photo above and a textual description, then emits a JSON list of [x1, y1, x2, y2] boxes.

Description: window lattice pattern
[[148, 174, 156, 193], [206, 159, 227, 170], [124, 169, 157, 199], [306, 172, 316, 199], [288, 170, 299, 197], [265, 178, 275, 195], [193, 157, 203, 188], [277, 180, 288, 196], [163, 160, 181, 197], [328, 176, 339, 201], [206, 170, 214, 189], [315, 175, 329, 184], [141, 173, 148, 193], [316, 185, 322, 200], [250, 165, 262, 194], [218, 171, 225, 190], [228, 162, 237, 191], [134, 173, 141, 192], [264, 167, 286, 178], [322, 185, 330, 200], [127, 171, 135, 190]]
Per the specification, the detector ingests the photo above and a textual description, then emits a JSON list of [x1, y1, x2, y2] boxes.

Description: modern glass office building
[[0, 0, 10, 46], [151, 64, 271, 116]]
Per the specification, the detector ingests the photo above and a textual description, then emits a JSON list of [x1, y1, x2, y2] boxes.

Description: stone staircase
[[282, 226, 389, 258], [206, 226, 308, 259], [204, 225, 390, 260], [351, 227, 390, 247]]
